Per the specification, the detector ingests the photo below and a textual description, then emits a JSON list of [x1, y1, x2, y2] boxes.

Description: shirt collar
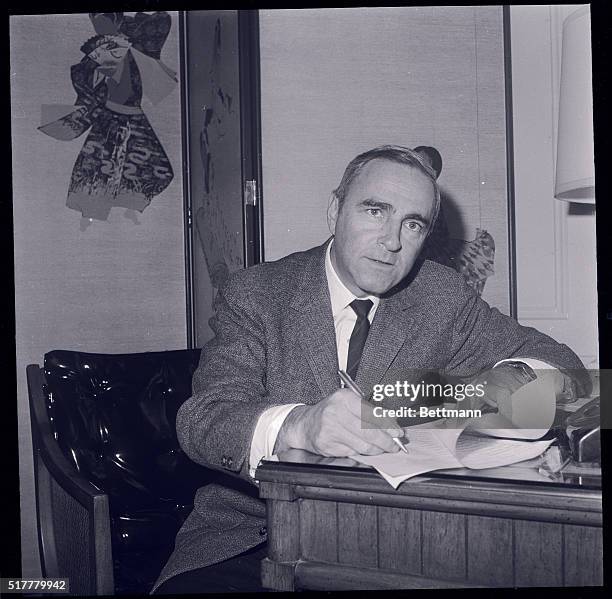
[[325, 239, 380, 318]]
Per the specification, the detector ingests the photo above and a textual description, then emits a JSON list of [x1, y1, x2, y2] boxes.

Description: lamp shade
[[555, 5, 595, 203]]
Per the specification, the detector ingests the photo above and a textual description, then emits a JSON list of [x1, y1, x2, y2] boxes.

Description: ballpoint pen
[[337, 369, 409, 453]]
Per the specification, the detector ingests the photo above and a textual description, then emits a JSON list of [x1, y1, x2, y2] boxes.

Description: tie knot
[[350, 299, 373, 320]]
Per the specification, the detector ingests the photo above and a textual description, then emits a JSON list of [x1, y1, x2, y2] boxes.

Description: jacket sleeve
[[176, 276, 272, 481], [444, 277, 592, 396]]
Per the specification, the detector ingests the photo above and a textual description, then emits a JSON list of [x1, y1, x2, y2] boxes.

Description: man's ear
[[327, 192, 340, 235]]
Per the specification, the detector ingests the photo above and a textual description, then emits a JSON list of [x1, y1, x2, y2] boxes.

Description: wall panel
[[10, 12, 186, 575], [260, 6, 511, 313], [510, 5, 598, 366]]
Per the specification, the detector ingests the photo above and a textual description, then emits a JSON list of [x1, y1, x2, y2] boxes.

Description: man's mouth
[[367, 257, 395, 267]]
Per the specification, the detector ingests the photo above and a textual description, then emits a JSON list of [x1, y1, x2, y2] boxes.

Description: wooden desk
[[256, 452, 602, 590]]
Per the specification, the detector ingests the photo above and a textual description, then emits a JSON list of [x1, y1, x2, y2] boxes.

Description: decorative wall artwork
[[194, 17, 240, 297], [182, 11, 248, 346], [38, 12, 177, 224], [192, 14, 244, 310], [424, 206, 496, 296], [412, 146, 496, 296]]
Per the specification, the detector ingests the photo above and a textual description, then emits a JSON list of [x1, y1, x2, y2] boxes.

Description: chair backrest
[[42, 349, 218, 512], [29, 348, 220, 595]]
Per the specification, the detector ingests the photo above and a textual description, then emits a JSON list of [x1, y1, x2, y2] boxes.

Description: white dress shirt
[[247, 242, 553, 478], [248, 241, 377, 477]]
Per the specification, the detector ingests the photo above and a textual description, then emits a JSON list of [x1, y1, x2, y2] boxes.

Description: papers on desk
[[354, 374, 557, 488], [355, 422, 555, 488]]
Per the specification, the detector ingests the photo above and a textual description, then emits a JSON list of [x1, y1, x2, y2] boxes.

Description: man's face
[[328, 159, 436, 297]]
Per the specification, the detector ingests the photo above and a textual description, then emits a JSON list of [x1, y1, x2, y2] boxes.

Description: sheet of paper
[[353, 413, 554, 488], [355, 446, 461, 488], [333, 372, 558, 489], [430, 463, 556, 484], [354, 424, 464, 488], [401, 415, 475, 454], [454, 433, 555, 469]]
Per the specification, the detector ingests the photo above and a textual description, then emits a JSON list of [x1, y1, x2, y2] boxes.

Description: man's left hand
[[466, 363, 580, 413], [466, 362, 537, 411]]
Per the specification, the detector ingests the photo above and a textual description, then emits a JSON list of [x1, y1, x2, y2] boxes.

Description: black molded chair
[[27, 349, 219, 596]]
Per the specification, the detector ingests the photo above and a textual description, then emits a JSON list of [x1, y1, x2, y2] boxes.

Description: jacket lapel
[[290, 242, 340, 399], [288, 243, 429, 400], [355, 278, 423, 396]]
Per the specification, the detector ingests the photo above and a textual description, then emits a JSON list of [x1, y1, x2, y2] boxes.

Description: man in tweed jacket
[[153, 146, 588, 593]]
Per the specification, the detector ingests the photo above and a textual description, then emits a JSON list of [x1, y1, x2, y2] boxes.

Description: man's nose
[[378, 221, 402, 252]]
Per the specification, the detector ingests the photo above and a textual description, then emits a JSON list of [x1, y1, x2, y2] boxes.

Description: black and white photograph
[[7, 3, 606, 595]]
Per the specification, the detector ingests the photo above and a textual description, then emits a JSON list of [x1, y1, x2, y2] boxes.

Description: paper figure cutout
[[424, 205, 495, 295], [38, 12, 177, 221]]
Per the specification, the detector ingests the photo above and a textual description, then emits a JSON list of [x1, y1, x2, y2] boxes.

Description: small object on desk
[[337, 369, 409, 453], [538, 444, 571, 475], [564, 397, 600, 464]]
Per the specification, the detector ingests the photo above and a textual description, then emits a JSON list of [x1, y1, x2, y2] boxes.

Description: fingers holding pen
[[331, 393, 405, 454], [285, 388, 406, 456]]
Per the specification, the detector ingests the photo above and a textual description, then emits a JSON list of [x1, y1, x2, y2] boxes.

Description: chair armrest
[[27, 364, 114, 595]]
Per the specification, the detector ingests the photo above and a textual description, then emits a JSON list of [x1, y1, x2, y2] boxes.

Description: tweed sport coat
[[152, 239, 588, 591]]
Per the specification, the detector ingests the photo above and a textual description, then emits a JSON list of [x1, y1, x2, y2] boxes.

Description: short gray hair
[[333, 144, 442, 232]]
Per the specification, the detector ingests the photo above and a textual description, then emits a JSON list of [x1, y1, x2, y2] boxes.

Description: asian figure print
[[38, 12, 177, 222]]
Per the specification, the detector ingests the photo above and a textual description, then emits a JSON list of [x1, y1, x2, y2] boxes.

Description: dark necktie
[[346, 299, 374, 380]]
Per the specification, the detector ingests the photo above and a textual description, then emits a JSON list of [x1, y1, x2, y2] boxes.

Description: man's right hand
[[274, 388, 405, 457]]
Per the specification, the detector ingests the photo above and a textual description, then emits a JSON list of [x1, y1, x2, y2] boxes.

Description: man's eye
[[366, 208, 382, 217], [404, 221, 423, 231]]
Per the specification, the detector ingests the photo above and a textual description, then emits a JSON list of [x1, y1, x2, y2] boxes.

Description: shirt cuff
[[249, 403, 305, 478], [494, 358, 555, 371]]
